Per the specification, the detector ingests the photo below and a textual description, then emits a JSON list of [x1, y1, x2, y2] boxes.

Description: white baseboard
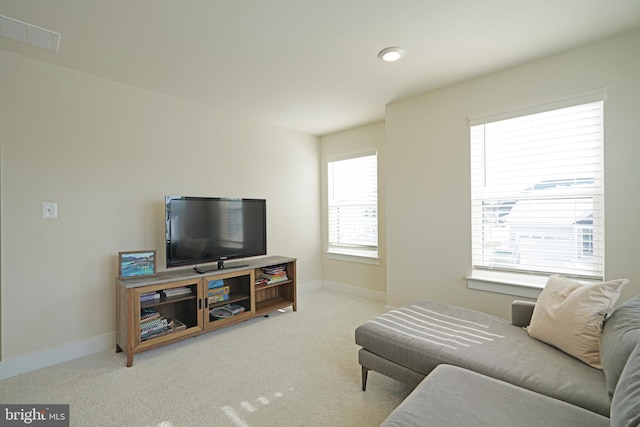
[[321, 280, 387, 303], [299, 279, 386, 302], [297, 280, 322, 294], [0, 332, 115, 381], [0, 280, 385, 380]]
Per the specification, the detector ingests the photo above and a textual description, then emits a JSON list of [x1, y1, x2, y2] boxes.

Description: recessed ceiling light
[[378, 47, 405, 62]]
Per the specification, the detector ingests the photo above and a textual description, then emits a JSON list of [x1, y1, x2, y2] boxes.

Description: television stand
[[116, 255, 297, 366]]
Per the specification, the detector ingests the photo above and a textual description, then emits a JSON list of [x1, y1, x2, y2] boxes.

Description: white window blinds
[[328, 153, 378, 253], [470, 100, 604, 279]]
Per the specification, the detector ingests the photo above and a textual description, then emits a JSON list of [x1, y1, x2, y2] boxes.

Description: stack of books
[[140, 291, 160, 303], [259, 265, 288, 284], [162, 286, 192, 298], [140, 307, 186, 341], [140, 308, 170, 340]]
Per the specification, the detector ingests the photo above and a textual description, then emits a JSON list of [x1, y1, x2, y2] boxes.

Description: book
[[140, 291, 160, 302], [263, 276, 288, 284], [140, 307, 159, 318], [163, 287, 192, 297], [255, 278, 269, 287], [208, 285, 230, 302], [208, 279, 224, 289], [140, 313, 161, 324], [261, 273, 287, 279]]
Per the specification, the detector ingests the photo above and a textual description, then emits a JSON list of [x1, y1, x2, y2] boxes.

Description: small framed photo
[[119, 250, 157, 278]]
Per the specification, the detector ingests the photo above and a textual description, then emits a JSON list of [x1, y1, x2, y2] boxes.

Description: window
[[327, 152, 378, 258], [470, 98, 604, 280]]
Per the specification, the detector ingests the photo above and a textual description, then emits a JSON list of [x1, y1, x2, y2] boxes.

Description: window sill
[[326, 249, 380, 265], [467, 270, 604, 298], [466, 270, 546, 299]]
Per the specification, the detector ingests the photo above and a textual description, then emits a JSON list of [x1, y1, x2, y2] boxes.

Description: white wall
[[0, 51, 321, 362], [320, 122, 386, 301], [386, 30, 640, 318]]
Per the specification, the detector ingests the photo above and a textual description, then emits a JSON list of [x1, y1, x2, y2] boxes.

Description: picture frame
[[118, 250, 157, 278]]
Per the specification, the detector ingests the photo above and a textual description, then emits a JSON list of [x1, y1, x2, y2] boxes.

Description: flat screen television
[[165, 196, 267, 272]]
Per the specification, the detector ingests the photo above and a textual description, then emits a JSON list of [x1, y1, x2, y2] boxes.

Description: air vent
[[0, 15, 61, 52]]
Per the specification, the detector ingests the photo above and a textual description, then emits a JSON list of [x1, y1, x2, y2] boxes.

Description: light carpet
[[0, 289, 412, 426]]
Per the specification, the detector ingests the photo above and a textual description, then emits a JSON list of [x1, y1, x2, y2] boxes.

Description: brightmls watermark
[[0, 405, 68, 426]]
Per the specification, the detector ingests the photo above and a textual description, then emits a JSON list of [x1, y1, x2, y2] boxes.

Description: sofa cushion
[[600, 295, 640, 396], [355, 300, 610, 416], [527, 275, 627, 368], [610, 343, 640, 427], [380, 364, 610, 427]]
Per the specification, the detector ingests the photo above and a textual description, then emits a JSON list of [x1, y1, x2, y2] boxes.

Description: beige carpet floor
[[0, 289, 412, 426]]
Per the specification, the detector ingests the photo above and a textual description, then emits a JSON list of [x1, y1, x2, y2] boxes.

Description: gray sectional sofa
[[355, 294, 640, 426]]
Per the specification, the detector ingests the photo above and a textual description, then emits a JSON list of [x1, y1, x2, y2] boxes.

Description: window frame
[[467, 90, 606, 296], [326, 151, 379, 263]]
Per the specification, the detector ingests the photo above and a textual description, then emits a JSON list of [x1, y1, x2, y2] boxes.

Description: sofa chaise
[[355, 276, 640, 426]]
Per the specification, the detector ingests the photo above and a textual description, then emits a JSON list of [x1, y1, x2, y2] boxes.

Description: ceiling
[[1, 1, 640, 136]]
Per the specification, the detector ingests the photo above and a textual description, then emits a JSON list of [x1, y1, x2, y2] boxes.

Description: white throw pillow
[[527, 275, 628, 368]]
